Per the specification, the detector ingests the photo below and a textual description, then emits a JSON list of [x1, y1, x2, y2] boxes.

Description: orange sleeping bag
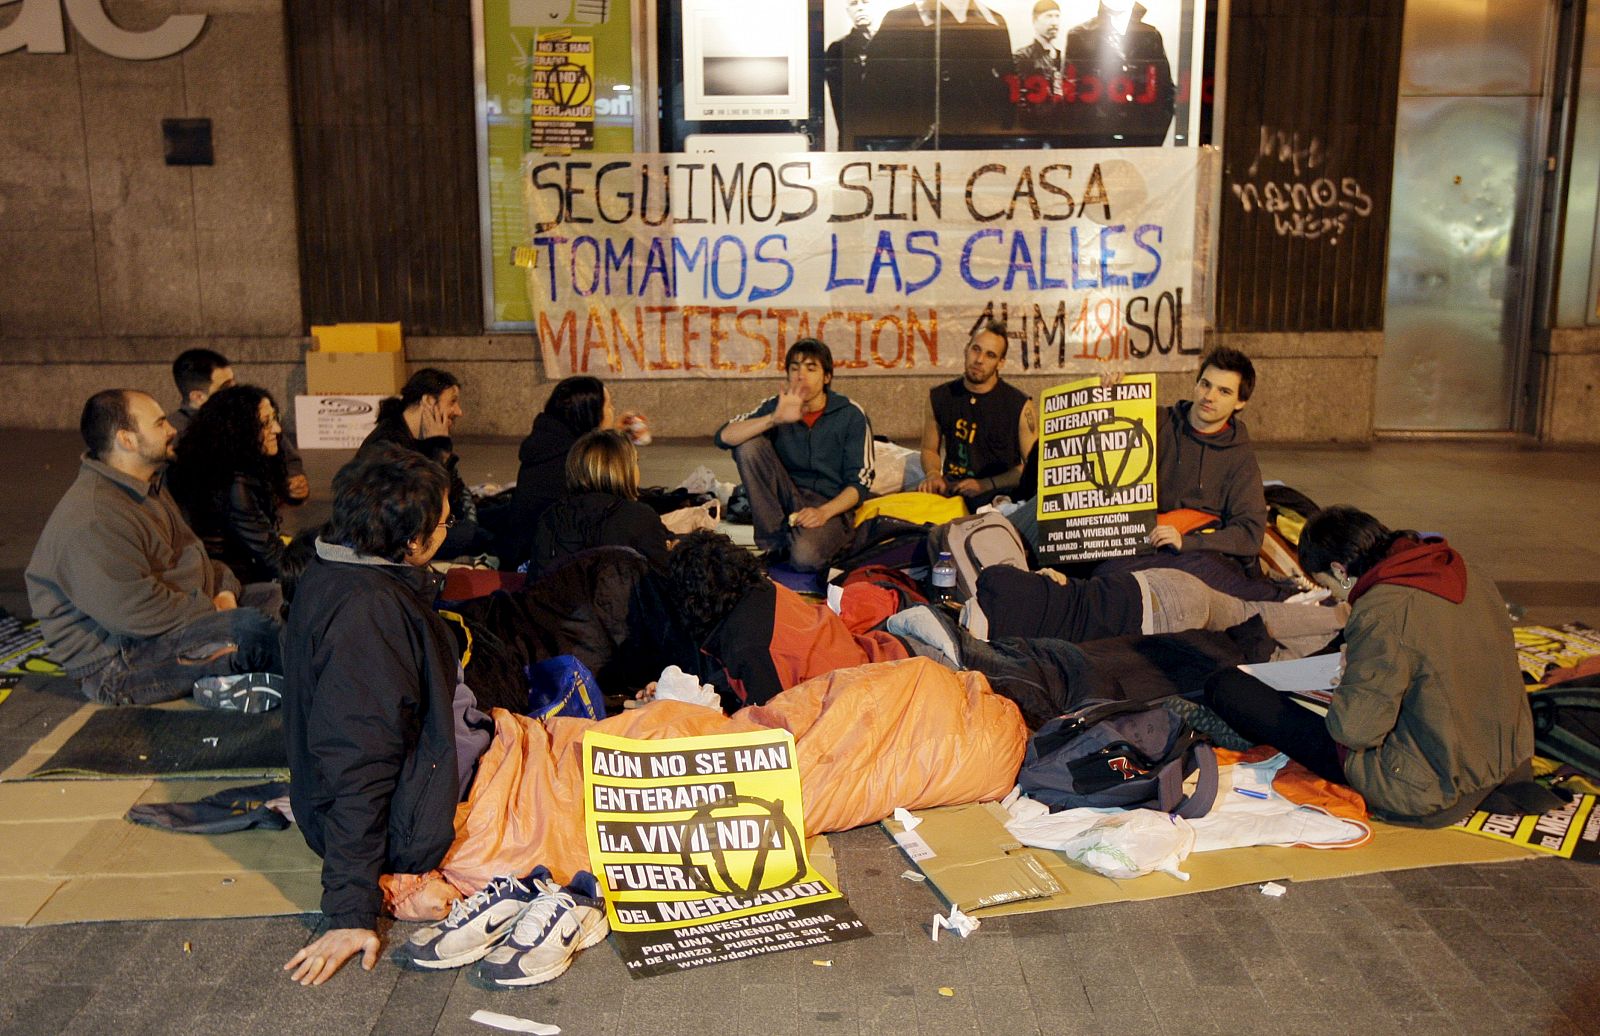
[[384, 656, 1026, 920]]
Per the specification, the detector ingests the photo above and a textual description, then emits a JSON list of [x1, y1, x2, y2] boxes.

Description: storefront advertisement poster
[[1033, 373, 1158, 564], [524, 147, 1215, 378], [583, 728, 870, 978], [821, 0, 1204, 149], [480, 0, 637, 326]]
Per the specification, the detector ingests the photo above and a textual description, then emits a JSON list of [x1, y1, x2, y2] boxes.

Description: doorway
[[1377, 0, 1559, 431]]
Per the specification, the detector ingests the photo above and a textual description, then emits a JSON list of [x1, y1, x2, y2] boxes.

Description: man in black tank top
[[917, 319, 1037, 507]]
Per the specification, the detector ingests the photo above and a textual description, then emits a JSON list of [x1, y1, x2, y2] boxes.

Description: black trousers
[[1203, 669, 1348, 785]]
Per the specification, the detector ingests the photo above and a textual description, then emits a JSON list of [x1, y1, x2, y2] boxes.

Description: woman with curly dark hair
[[662, 530, 905, 711], [169, 385, 289, 584]]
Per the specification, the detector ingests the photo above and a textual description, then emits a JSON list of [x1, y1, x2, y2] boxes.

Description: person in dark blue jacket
[[714, 339, 876, 572], [281, 444, 492, 986]]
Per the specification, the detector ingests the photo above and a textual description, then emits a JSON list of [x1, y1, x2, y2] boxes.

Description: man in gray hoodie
[[1147, 346, 1267, 562], [26, 389, 282, 705], [1091, 347, 1278, 599]]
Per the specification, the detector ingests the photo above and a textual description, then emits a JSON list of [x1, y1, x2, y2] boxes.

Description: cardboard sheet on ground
[[0, 777, 321, 926], [891, 801, 1541, 917], [583, 727, 869, 977]]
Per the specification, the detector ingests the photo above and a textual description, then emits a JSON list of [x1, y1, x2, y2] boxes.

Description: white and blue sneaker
[[192, 672, 284, 714], [475, 871, 608, 987], [396, 868, 547, 970]]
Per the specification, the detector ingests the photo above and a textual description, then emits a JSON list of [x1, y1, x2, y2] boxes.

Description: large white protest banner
[[523, 148, 1216, 378]]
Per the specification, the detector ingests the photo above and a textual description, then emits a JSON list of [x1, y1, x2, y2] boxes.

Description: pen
[[1233, 787, 1269, 800]]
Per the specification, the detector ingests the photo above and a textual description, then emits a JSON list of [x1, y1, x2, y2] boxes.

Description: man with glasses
[[281, 443, 494, 986]]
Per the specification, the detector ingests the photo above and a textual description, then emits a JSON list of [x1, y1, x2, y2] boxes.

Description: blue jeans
[[79, 583, 284, 705], [731, 437, 855, 572]]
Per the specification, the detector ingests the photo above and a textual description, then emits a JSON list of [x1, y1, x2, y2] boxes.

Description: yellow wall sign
[[1034, 374, 1159, 564], [582, 727, 869, 977], [530, 31, 595, 150]]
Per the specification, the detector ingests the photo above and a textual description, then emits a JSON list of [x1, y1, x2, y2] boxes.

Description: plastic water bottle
[[931, 551, 958, 604]]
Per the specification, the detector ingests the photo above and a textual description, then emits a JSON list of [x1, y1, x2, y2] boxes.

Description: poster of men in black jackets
[[821, 0, 1198, 150]]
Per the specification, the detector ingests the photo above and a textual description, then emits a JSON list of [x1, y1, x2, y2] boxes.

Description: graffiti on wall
[[1229, 126, 1373, 245]]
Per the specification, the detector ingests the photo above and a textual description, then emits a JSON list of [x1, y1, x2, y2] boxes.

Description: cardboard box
[[305, 350, 406, 396], [293, 395, 385, 449], [310, 321, 403, 353]]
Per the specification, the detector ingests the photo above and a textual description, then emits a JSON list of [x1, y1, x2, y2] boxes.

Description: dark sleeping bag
[[446, 547, 686, 699], [958, 616, 1278, 730]]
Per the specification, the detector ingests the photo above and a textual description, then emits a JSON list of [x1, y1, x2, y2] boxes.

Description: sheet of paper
[[1238, 653, 1341, 692]]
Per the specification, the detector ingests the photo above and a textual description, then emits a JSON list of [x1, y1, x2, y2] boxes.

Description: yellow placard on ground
[[582, 727, 868, 977], [1514, 623, 1600, 687], [1034, 374, 1159, 565], [1457, 793, 1600, 862]]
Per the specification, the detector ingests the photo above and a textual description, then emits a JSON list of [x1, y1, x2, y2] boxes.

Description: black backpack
[[1018, 698, 1219, 817], [1529, 684, 1600, 780]]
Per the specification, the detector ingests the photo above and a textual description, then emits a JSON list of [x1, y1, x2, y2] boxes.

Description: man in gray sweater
[[26, 389, 283, 705]]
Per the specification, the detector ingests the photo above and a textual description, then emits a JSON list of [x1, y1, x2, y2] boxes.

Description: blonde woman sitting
[[525, 430, 670, 578]]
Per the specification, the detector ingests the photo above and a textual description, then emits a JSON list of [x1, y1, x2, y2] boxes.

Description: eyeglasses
[[437, 514, 456, 530]]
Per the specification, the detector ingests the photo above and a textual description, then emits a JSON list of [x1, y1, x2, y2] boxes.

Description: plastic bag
[[1008, 802, 1195, 880]]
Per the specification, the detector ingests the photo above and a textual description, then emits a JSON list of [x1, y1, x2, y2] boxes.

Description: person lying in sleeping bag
[[659, 530, 905, 711]]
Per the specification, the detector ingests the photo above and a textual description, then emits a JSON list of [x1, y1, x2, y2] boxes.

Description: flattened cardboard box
[[890, 799, 1541, 918]]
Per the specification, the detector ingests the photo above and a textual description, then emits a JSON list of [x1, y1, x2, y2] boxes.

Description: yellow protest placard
[[582, 727, 869, 977], [1034, 374, 1159, 564], [1457, 793, 1600, 863], [530, 31, 595, 150]]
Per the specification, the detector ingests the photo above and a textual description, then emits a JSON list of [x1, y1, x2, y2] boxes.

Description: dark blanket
[[31, 708, 288, 777], [447, 547, 692, 700]]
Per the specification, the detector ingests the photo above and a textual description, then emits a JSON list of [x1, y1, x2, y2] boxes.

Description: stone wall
[[0, 2, 1591, 446], [0, 1, 301, 352], [1539, 330, 1600, 444]]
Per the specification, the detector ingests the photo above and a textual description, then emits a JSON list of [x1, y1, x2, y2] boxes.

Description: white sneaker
[[475, 871, 608, 987], [396, 870, 543, 970], [192, 672, 283, 713]]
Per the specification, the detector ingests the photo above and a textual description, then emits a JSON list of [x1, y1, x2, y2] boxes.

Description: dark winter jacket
[[360, 401, 476, 525], [283, 545, 481, 930], [176, 471, 285, 584], [714, 391, 876, 500], [507, 411, 582, 566], [526, 491, 670, 578], [1154, 401, 1268, 560], [449, 547, 680, 696]]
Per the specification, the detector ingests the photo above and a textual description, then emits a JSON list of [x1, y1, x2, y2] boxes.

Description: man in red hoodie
[[1202, 506, 1539, 827]]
